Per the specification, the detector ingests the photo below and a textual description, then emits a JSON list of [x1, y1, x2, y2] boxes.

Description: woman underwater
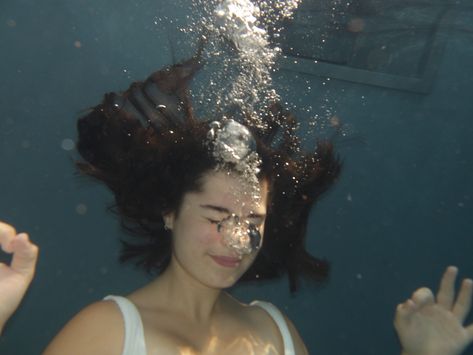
[[0, 50, 469, 353]]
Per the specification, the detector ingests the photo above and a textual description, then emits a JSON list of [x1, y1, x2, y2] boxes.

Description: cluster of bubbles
[[218, 214, 262, 254], [182, 0, 301, 254], [185, 0, 301, 128], [207, 118, 263, 254]]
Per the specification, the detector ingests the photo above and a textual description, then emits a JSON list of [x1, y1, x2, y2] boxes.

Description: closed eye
[[206, 218, 220, 224]]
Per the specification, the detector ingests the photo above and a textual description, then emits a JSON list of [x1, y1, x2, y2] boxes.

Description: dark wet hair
[[75, 51, 342, 293]]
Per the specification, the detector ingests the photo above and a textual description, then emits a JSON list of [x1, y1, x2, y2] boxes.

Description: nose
[[218, 216, 260, 255]]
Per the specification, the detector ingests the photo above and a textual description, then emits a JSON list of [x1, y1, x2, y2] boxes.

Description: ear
[[162, 212, 175, 230]]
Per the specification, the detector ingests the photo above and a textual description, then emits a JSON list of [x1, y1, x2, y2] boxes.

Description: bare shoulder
[[247, 301, 309, 355], [43, 300, 124, 355]]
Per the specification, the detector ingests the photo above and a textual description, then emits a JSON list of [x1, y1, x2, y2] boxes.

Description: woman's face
[[165, 170, 268, 289]]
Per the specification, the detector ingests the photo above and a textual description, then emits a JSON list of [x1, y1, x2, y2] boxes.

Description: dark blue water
[[1, 0, 472, 354]]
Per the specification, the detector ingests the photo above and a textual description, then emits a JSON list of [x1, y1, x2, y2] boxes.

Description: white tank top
[[104, 295, 296, 355]]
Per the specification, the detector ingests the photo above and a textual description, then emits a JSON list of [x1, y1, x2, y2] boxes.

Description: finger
[[396, 299, 417, 319], [10, 233, 39, 278], [394, 299, 417, 333], [453, 278, 473, 323], [437, 266, 458, 310], [0, 222, 17, 253], [411, 287, 435, 308]]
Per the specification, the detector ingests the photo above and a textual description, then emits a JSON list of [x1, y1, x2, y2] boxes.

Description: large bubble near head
[[209, 119, 257, 164]]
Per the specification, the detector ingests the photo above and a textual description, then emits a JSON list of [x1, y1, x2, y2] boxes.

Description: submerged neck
[[150, 254, 226, 323]]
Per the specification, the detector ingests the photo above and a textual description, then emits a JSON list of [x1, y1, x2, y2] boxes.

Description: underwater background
[[0, 0, 472, 354]]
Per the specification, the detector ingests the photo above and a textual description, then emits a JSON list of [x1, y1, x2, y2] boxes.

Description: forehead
[[186, 171, 268, 214]]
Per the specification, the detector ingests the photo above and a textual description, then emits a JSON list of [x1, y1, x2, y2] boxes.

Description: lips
[[210, 255, 241, 268]]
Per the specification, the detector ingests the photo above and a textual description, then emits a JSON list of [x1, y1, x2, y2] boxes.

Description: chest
[[140, 312, 283, 355]]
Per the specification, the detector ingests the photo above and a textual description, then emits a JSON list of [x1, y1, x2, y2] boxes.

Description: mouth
[[210, 255, 242, 268]]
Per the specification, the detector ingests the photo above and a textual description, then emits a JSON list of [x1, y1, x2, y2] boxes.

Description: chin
[[210, 282, 237, 290], [204, 272, 244, 290]]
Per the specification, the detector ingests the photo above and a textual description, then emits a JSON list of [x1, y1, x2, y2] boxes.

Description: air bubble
[[61, 138, 75, 151], [76, 203, 88, 215]]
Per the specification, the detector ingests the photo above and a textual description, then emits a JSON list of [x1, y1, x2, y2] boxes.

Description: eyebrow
[[199, 204, 266, 219]]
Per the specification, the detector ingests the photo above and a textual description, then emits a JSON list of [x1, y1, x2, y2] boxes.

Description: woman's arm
[[394, 266, 473, 355], [0, 222, 38, 335], [43, 301, 124, 355]]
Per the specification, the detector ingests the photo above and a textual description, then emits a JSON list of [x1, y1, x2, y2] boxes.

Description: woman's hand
[[394, 266, 473, 355], [0, 221, 38, 334]]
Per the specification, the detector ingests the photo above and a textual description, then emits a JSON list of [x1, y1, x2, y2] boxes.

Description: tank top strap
[[103, 295, 147, 355], [250, 300, 295, 355]]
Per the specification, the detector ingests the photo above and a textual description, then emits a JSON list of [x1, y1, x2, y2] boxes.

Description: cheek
[[196, 227, 221, 245], [184, 220, 221, 245]]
